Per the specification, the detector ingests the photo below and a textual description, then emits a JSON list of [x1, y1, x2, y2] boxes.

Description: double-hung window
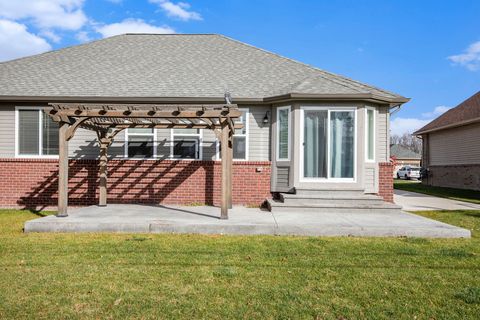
[[217, 108, 249, 160], [365, 107, 375, 162], [125, 128, 156, 158], [171, 129, 202, 159], [276, 106, 291, 161], [16, 107, 58, 157]]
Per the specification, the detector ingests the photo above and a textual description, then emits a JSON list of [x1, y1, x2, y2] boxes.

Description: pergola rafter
[[47, 103, 242, 219]]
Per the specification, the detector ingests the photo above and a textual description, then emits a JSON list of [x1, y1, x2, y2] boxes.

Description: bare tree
[[390, 133, 422, 154]]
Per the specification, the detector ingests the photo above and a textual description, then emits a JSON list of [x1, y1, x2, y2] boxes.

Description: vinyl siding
[[0, 105, 15, 157], [275, 167, 289, 188], [429, 122, 480, 165], [377, 106, 388, 162]]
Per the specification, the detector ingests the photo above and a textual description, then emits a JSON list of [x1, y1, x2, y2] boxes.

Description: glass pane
[[367, 109, 374, 160], [330, 111, 355, 178], [19, 109, 39, 155], [127, 136, 154, 158], [173, 128, 199, 135], [173, 137, 198, 159], [234, 110, 247, 135], [233, 136, 246, 159], [278, 108, 289, 159], [303, 110, 328, 178], [128, 128, 154, 134], [42, 111, 59, 155]]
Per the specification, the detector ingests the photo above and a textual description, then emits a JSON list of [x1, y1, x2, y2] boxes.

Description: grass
[[0, 209, 479, 319], [394, 179, 480, 204]]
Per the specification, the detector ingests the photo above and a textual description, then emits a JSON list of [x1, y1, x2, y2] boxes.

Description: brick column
[[378, 162, 394, 203]]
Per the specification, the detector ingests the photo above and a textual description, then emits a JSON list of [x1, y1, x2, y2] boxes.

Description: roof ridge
[[0, 34, 125, 65], [217, 34, 402, 99]]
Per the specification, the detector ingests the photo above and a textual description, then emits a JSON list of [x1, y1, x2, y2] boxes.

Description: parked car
[[396, 166, 421, 180]]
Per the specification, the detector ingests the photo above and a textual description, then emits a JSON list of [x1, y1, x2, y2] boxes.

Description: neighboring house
[[0, 34, 409, 212], [415, 91, 480, 191], [390, 144, 421, 177]]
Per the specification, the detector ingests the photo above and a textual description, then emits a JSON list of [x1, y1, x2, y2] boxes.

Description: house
[[0, 34, 409, 216], [390, 144, 421, 177], [415, 91, 480, 191]]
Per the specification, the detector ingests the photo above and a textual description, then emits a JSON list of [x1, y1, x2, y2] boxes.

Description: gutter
[[0, 93, 411, 105]]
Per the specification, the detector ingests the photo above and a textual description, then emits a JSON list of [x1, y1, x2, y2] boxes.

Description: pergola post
[[57, 121, 69, 217], [99, 141, 109, 206], [220, 122, 233, 219]]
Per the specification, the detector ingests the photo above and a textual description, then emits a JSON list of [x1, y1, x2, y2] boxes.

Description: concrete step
[[266, 199, 402, 214], [280, 193, 385, 205], [293, 188, 366, 197]]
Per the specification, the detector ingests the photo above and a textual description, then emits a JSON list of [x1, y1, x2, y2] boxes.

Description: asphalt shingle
[[0, 34, 407, 101]]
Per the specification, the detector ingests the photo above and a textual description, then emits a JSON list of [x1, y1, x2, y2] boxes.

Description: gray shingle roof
[[0, 34, 407, 102], [390, 144, 421, 159]]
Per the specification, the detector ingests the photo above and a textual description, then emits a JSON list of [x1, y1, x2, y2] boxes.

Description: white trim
[[14, 106, 59, 159], [215, 107, 249, 161], [276, 105, 291, 161], [170, 128, 203, 160], [299, 106, 357, 183], [124, 128, 157, 159], [365, 106, 376, 162]]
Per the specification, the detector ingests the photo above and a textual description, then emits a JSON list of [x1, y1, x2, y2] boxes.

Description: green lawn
[[0, 210, 479, 319], [394, 179, 480, 204]]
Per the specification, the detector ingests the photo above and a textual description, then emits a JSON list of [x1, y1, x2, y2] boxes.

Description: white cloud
[[75, 30, 91, 42], [95, 19, 175, 38], [40, 30, 61, 43], [421, 105, 450, 118], [390, 117, 432, 136], [0, 0, 87, 31], [448, 40, 480, 71], [0, 19, 51, 62], [150, 0, 202, 21]]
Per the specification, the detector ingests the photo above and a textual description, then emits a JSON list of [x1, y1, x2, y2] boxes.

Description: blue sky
[[0, 0, 479, 135]]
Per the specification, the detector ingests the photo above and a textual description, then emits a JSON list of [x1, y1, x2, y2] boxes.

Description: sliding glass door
[[302, 107, 356, 181]]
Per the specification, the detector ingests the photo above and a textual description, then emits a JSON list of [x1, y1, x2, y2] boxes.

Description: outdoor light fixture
[[263, 111, 270, 124]]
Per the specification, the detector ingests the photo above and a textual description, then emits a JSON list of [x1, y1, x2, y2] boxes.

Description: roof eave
[[414, 116, 480, 135], [264, 93, 410, 105]]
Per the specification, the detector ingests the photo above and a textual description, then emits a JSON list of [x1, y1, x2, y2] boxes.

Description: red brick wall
[[378, 162, 394, 203], [0, 159, 271, 210]]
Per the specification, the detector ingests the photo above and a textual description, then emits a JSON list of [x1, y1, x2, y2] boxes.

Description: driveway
[[394, 189, 480, 211]]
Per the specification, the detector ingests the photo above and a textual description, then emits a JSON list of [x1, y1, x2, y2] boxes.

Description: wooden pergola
[[46, 103, 243, 219]]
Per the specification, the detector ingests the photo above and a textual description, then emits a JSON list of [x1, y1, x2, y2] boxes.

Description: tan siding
[[429, 123, 480, 165], [377, 106, 388, 162], [69, 128, 99, 159], [0, 106, 15, 157], [248, 106, 271, 161], [364, 166, 376, 193], [276, 167, 289, 188]]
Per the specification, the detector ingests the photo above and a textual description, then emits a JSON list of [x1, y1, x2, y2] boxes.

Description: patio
[[24, 204, 471, 238]]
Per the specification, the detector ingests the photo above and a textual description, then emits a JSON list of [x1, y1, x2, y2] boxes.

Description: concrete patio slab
[[394, 189, 480, 211], [24, 204, 470, 238]]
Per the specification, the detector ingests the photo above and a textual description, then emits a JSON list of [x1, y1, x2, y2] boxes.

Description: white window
[[125, 128, 156, 158], [276, 106, 291, 161], [216, 108, 249, 160], [170, 129, 202, 159], [365, 107, 375, 162], [15, 107, 58, 158]]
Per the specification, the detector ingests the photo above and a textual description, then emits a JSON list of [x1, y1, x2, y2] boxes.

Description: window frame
[[15, 106, 59, 159], [170, 128, 203, 160], [215, 107, 249, 161], [276, 105, 291, 162], [365, 106, 376, 162], [299, 106, 357, 183], [124, 128, 157, 159]]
